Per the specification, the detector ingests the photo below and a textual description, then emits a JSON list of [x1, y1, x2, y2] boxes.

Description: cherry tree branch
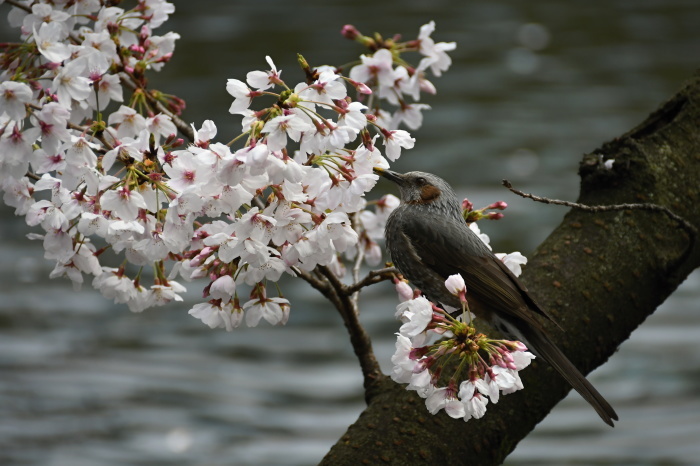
[[316, 265, 383, 392], [295, 268, 340, 309], [344, 266, 397, 295], [350, 213, 365, 306], [502, 179, 697, 268], [119, 73, 195, 142], [5, 0, 30, 13]]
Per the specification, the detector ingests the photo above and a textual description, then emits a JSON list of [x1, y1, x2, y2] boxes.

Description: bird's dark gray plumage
[[377, 168, 618, 427]]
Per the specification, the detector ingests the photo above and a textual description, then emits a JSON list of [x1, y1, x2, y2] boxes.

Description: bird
[[375, 167, 618, 427]]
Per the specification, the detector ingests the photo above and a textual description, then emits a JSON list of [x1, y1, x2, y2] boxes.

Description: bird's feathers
[[394, 210, 558, 329], [517, 325, 619, 427], [381, 169, 617, 426], [391, 209, 618, 426]]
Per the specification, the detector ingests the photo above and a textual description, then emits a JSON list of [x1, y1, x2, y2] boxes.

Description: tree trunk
[[321, 73, 700, 465]]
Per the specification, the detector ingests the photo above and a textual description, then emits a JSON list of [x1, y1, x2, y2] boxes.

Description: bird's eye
[[416, 177, 427, 185]]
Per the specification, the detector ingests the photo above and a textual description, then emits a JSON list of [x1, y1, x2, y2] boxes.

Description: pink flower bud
[[156, 53, 173, 63], [501, 351, 517, 370], [444, 274, 467, 302], [487, 212, 504, 220], [414, 356, 434, 373], [341, 24, 361, 40], [394, 280, 413, 302], [490, 353, 506, 368], [461, 198, 474, 211], [489, 201, 508, 210], [139, 25, 150, 41], [348, 79, 372, 94], [190, 247, 213, 267], [511, 341, 528, 352], [189, 255, 204, 268], [419, 78, 437, 95], [409, 346, 430, 360]]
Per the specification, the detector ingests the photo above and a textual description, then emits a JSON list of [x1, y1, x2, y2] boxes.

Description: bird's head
[[374, 168, 460, 211]]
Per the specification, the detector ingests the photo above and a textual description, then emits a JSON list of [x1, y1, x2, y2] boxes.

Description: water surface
[[1, 1, 699, 464]]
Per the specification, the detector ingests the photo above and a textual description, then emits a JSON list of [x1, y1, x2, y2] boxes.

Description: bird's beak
[[373, 167, 404, 184]]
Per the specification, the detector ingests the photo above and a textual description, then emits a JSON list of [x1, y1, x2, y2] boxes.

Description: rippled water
[[1, 1, 699, 464]]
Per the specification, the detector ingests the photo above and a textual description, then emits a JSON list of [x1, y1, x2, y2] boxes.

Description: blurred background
[[1, 0, 700, 464]]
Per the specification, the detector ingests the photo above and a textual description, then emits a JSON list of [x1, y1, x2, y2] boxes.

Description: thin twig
[[502, 179, 697, 268], [344, 266, 397, 296], [252, 196, 265, 210], [152, 98, 194, 142], [119, 73, 195, 143], [295, 267, 343, 311], [350, 213, 365, 306], [318, 265, 354, 312], [5, 0, 30, 13], [317, 265, 383, 391], [294, 267, 328, 290], [95, 130, 116, 152]]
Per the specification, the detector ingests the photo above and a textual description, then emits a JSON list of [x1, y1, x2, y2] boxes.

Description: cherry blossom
[[381, 129, 415, 161], [389, 276, 535, 420], [101, 186, 148, 222], [0, 2, 546, 425], [495, 251, 528, 277], [299, 70, 347, 105], [417, 21, 457, 77], [226, 79, 258, 114], [246, 56, 282, 91], [0, 81, 32, 121], [51, 61, 92, 108], [243, 292, 290, 327], [0, 5, 460, 351], [109, 106, 149, 139], [349, 48, 395, 90], [33, 22, 72, 63], [444, 273, 467, 300], [395, 296, 433, 337], [261, 113, 313, 151]]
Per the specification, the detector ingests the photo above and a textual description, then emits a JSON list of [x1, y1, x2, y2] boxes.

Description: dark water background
[[1, 1, 700, 464]]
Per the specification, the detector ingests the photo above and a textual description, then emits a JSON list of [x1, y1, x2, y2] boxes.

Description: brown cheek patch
[[420, 185, 441, 202]]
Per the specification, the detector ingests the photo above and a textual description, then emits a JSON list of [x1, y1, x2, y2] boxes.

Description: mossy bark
[[321, 73, 700, 465]]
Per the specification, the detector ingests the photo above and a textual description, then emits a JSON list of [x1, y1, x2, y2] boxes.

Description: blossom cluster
[[391, 234, 533, 420], [462, 198, 508, 222], [0, 2, 456, 329], [460, 200, 528, 275], [1, 0, 180, 312]]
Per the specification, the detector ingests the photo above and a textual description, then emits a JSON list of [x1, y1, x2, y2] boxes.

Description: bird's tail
[[521, 327, 618, 427]]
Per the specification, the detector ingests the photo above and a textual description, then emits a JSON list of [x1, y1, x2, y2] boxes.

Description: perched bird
[[376, 168, 618, 427]]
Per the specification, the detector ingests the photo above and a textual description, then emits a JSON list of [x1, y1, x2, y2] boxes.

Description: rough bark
[[321, 73, 700, 465]]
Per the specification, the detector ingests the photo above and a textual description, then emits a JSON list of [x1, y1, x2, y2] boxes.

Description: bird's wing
[[398, 214, 558, 328], [489, 249, 562, 329]]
